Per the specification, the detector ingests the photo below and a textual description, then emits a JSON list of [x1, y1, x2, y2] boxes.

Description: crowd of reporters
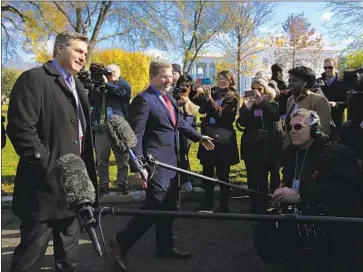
[[76, 58, 363, 271], [2, 30, 362, 272]]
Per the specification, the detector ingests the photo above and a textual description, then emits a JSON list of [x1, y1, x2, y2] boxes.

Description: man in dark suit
[[7, 32, 97, 272], [111, 60, 214, 271], [318, 58, 347, 130]]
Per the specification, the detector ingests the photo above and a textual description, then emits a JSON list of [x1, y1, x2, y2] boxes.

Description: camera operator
[[317, 58, 347, 130], [173, 75, 199, 192], [89, 63, 132, 195], [237, 77, 282, 213], [272, 108, 363, 272]]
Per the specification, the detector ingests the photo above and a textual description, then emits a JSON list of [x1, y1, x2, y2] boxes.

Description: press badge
[[254, 109, 263, 117], [106, 107, 113, 119], [292, 179, 300, 191]]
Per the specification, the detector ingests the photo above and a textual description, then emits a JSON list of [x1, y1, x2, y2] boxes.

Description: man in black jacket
[[273, 108, 363, 272], [7, 32, 97, 272], [89, 64, 131, 195], [318, 58, 347, 130]]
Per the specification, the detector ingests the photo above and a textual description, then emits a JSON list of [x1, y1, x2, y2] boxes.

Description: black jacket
[[237, 100, 282, 164], [89, 77, 131, 128], [1, 115, 6, 149], [7, 61, 98, 221], [281, 138, 362, 217], [318, 73, 347, 129]]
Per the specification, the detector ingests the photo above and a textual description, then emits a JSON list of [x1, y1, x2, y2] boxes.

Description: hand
[[243, 97, 254, 109], [202, 85, 212, 99], [135, 169, 149, 189], [199, 135, 215, 151], [329, 101, 337, 107], [272, 187, 300, 204]]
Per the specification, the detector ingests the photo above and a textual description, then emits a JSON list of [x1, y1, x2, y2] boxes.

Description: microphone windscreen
[[55, 154, 96, 210], [107, 115, 137, 152]]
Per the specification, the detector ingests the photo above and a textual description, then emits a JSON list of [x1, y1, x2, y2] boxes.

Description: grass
[[1, 105, 246, 194]]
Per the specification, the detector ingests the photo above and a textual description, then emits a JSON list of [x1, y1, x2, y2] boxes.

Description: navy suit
[[116, 86, 202, 254]]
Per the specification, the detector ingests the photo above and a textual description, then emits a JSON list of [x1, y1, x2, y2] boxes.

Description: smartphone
[[201, 78, 211, 85], [244, 90, 256, 98]]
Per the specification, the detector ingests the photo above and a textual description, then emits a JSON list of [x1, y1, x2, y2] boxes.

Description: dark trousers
[[116, 181, 178, 255], [245, 160, 270, 213], [202, 164, 231, 211], [10, 216, 79, 272]]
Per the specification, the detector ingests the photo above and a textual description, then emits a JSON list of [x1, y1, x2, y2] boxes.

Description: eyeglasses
[[286, 124, 309, 132], [323, 66, 334, 70]]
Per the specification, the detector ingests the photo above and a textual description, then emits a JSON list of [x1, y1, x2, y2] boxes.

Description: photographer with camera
[[88, 63, 132, 195], [237, 77, 282, 213], [172, 75, 199, 192]]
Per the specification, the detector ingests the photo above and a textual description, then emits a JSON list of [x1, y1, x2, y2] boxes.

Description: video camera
[[77, 63, 112, 88], [343, 68, 363, 94]]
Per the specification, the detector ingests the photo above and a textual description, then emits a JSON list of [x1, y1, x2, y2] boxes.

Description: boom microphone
[[55, 154, 104, 258], [107, 115, 148, 181], [106, 116, 269, 197]]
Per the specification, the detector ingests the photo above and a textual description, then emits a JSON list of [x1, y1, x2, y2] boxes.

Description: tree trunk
[[85, 1, 111, 66], [237, 31, 242, 93]]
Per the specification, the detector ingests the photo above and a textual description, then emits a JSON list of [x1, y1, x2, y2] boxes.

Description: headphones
[[309, 111, 322, 138]]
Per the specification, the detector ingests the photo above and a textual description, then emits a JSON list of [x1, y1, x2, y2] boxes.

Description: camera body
[[344, 68, 363, 94], [172, 87, 188, 101], [89, 63, 112, 85]]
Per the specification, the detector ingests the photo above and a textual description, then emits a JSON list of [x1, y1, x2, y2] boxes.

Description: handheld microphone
[[107, 115, 148, 181], [55, 154, 104, 258]]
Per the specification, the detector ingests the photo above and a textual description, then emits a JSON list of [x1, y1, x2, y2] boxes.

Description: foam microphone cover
[[107, 115, 137, 152], [55, 154, 96, 211]]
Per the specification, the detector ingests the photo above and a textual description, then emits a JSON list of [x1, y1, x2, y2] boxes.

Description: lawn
[[1, 105, 247, 194]]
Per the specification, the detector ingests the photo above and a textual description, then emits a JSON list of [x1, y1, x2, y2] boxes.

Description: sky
[[15, 1, 350, 65]]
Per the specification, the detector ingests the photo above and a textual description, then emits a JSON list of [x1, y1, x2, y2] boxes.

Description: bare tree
[[2, 1, 172, 65], [323, 2, 363, 51], [166, 1, 229, 74], [1, 2, 28, 62], [213, 1, 275, 91]]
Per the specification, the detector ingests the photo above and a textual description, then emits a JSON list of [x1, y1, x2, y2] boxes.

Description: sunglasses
[[180, 84, 191, 87], [286, 124, 309, 132], [323, 66, 334, 70]]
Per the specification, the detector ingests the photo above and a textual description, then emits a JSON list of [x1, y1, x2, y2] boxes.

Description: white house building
[[190, 46, 340, 96]]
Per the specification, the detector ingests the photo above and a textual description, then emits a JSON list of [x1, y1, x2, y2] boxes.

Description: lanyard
[[294, 148, 309, 180]]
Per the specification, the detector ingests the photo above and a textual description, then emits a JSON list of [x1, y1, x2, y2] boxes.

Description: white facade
[[191, 47, 341, 96]]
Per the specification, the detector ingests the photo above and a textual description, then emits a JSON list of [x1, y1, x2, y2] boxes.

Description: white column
[[193, 63, 197, 79], [206, 62, 210, 78]]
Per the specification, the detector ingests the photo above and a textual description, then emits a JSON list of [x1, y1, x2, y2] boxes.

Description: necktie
[[162, 94, 176, 126], [66, 76, 85, 150]]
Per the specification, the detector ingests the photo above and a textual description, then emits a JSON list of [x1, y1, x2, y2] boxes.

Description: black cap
[[172, 63, 182, 75]]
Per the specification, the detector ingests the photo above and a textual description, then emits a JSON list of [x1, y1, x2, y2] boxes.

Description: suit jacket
[[129, 86, 202, 192], [318, 73, 347, 129], [7, 61, 98, 221]]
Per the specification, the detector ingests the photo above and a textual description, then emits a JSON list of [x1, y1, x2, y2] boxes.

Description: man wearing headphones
[[272, 108, 363, 272]]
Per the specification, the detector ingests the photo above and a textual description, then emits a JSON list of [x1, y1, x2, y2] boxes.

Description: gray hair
[[291, 108, 321, 127], [107, 64, 121, 75], [53, 31, 89, 57]]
